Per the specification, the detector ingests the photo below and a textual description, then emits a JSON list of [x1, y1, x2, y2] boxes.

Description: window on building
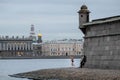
[[73, 48, 74, 51], [51, 49, 52, 51], [81, 15, 83, 17]]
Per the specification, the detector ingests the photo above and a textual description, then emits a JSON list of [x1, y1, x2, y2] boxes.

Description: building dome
[[81, 5, 87, 9], [78, 5, 90, 13], [38, 33, 42, 37]]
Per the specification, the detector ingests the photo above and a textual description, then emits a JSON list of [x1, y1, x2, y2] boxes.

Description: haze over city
[[0, 0, 120, 40]]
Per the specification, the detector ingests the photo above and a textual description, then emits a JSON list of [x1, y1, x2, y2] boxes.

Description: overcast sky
[[0, 0, 120, 40]]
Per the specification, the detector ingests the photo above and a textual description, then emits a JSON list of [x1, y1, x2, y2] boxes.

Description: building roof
[[43, 39, 83, 44], [83, 15, 120, 26], [0, 36, 32, 41], [81, 5, 88, 9], [78, 5, 90, 13]]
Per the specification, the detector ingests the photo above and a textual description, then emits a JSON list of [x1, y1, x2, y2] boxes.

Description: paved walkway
[[10, 67, 120, 80]]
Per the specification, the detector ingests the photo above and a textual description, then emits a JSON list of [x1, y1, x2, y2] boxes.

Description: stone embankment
[[0, 55, 81, 59], [9, 67, 120, 80]]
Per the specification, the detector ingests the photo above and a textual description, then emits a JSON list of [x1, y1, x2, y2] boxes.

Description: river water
[[0, 59, 80, 80]]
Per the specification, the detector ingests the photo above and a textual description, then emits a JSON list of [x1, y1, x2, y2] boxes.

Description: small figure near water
[[80, 55, 87, 68], [70, 55, 75, 66]]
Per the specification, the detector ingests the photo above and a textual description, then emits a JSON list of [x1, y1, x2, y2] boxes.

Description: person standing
[[80, 55, 87, 68], [70, 56, 75, 66]]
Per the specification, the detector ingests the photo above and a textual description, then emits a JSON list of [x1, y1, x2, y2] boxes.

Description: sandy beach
[[10, 67, 120, 80]]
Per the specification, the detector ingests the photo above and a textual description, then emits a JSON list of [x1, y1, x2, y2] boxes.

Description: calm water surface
[[0, 59, 80, 80]]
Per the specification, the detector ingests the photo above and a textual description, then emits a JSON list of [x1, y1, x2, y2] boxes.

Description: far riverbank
[[0, 55, 81, 59]]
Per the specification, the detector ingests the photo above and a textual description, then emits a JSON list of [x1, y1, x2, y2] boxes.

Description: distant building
[[0, 36, 33, 57], [29, 24, 36, 42], [37, 33, 42, 43], [33, 33, 42, 56], [78, 5, 120, 69], [42, 39, 83, 56], [0, 25, 43, 57]]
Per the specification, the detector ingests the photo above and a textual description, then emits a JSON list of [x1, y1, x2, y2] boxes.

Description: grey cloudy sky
[[0, 0, 120, 40]]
